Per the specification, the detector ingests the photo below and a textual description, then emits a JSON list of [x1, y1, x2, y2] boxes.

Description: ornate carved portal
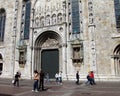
[[34, 31, 61, 73]]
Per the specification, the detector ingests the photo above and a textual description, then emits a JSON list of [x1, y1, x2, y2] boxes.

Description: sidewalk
[[0, 78, 120, 96]]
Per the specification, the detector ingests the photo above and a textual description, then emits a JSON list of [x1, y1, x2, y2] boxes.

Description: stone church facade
[[0, 0, 120, 81]]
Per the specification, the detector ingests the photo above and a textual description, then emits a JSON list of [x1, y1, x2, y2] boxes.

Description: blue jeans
[[33, 80, 38, 91]]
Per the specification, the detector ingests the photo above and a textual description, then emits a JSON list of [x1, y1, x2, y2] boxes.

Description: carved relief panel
[[34, 0, 66, 27], [42, 38, 59, 48], [71, 40, 83, 68]]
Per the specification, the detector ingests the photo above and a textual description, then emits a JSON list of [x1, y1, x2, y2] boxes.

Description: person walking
[[76, 71, 80, 85], [32, 70, 39, 92], [90, 71, 96, 85], [39, 70, 45, 91], [55, 72, 59, 84], [13, 72, 21, 87], [85, 72, 93, 85], [58, 71, 62, 85]]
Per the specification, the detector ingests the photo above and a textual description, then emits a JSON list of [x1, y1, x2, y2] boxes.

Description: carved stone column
[[88, 0, 96, 72]]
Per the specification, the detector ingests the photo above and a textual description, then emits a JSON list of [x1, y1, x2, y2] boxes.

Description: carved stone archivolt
[[42, 38, 59, 48]]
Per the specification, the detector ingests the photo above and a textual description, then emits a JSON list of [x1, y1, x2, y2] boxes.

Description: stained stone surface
[[0, 78, 120, 96]]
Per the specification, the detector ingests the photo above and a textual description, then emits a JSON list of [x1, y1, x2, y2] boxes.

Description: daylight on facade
[[0, 0, 120, 81]]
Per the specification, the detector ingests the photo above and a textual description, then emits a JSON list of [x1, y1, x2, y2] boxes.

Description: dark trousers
[[59, 77, 62, 83], [56, 77, 59, 83], [91, 78, 96, 85], [39, 79, 44, 90], [76, 78, 79, 85], [14, 78, 19, 87], [86, 78, 93, 85]]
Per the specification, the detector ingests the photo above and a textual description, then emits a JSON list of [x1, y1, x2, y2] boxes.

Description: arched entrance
[[0, 54, 3, 75], [34, 31, 61, 78], [113, 44, 120, 75]]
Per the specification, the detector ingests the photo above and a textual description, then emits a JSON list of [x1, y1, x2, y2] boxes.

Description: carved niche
[[71, 39, 83, 68]]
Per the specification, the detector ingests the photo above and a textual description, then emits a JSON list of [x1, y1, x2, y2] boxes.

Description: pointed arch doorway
[[34, 31, 61, 79], [41, 49, 59, 78], [113, 44, 120, 75]]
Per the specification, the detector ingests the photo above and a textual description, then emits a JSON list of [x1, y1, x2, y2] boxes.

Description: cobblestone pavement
[[0, 78, 120, 96]]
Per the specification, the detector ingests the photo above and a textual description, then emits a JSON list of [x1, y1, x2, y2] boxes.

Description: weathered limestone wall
[[0, 0, 15, 77], [0, 0, 119, 81], [93, 0, 115, 75]]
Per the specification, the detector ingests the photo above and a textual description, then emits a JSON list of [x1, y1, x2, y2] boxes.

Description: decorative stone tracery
[[42, 38, 59, 48], [34, 0, 66, 27]]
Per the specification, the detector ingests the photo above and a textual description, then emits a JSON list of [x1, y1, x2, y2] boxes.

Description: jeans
[[33, 80, 38, 91]]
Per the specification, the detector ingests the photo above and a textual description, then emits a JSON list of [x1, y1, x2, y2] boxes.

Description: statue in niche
[[53, 6, 56, 11], [58, 13, 62, 23], [40, 17, 44, 27], [56, 1, 61, 10], [52, 14, 56, 25], [88, 5, 93, 11], [73, 48, 80, 59], [35, 17, 39, 27], [89, 13, 93, 16], [47, 6, 50, 11], [46, 15, 50, 26], [89, 17, 94, 24], [35, 8, 39, 16]]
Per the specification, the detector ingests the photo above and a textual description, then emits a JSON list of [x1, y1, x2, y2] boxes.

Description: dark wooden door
[[41, 49, 59, 78]]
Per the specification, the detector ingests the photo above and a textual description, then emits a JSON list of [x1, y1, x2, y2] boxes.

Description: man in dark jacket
[[13, 72, 20, 87], [39, 70, 45, 91]]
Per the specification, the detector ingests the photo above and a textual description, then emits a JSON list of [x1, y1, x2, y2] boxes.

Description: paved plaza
[[0, 78, 120, 96]]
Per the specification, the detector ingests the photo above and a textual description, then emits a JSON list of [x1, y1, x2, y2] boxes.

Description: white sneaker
[[35, 90, 38, 92]]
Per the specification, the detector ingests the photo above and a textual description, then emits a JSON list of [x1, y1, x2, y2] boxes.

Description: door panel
[[41, 49, 59, 78]]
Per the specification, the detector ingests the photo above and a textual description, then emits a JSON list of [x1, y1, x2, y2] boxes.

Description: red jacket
[[90, 73, 94, 78]]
